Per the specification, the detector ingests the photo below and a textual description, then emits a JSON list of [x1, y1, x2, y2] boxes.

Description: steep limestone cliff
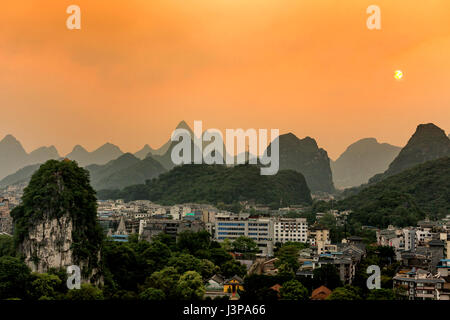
[[11, 159, 104, 284], [21, 214, 73, 273]]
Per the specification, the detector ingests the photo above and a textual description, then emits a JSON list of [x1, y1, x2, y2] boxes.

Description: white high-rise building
[[274, 218, 308, 244]]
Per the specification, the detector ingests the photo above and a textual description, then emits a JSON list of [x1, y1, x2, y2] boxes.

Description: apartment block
[[215, 213, 274, 256], [273, 218, 308, 244]]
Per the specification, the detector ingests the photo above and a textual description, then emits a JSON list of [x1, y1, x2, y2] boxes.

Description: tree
[[142, 240, 172, 272], [366, 288, 395, 300], [152, 233, 177, 251], [232, 236, 259, 256], [65, 283, 104, 300], [313, 264, 343, 289], [0, 256, 31, 299], [29, 272, 62, 300], [176, 271, 205, 300], [279, 280, 308, 300], [102, 241, 143, 291], [220, 260, 247, 278], [199, 259, 217, 279], [277, 263, 295, 279], [252, 287, 280, 301], [327, 286, 361, 300], [209, 247, 233, 266], [221, 238, 233, 252], [109, 290, 138, 300], [177, 230, 211, 256], [168, 253, 202, 274], [0, 235, 15, 257], [139, 288, 166, 300], [275, 242, 308, 273], [145, 267, 180, 299]]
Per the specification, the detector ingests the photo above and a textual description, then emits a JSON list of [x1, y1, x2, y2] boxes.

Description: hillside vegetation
[[97, 164, 312, 207], [338, 157, 450, 227]]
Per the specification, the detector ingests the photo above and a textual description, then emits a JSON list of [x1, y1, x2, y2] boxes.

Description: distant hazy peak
[[117, 152, 139, 160], [94, 142, 123, 152], [176, 120, 193, 132], [71, 145, 88, 153], [332, 137, 401, 189], [0, 134, 19, 143]]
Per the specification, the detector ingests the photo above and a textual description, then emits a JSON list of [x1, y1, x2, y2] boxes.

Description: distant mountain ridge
[[87, 153, 166, 190], [0, 135, 60, 180], [134, 145, 155, 160], [3, 122, 447, 194], [369, 123, 450, 183], [65, 143, 124, 167], [1, 123, 336, 194], [1, 153, 167, 190], [331, 138, 401, 189]]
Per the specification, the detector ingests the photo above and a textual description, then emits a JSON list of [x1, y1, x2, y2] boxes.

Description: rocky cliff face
[[265, 133, 335, 193], [21, 214, 73, 273], [20, 213, 102, 284]]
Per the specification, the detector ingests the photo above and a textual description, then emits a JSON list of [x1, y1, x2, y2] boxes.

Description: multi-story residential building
[[377, 225, 403, 250], [273, 218, 308, 244], [215, 213, 274, 256], [393, 268, 446, 300], [296, 244, 365, 285], [139, 218, 205, 241], [308, 226, 331, 255], [170, 206, 183, 220]]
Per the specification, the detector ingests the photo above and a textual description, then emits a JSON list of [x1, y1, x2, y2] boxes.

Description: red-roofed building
[[311, 286, 332, 300]]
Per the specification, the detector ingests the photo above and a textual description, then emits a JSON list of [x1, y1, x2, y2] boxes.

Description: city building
[[308, 226, 331, 255], [139, 218, 205, 241], [393, 268, 446, 300], [273, 218, 308, 244], [215, 213, 274, 256]]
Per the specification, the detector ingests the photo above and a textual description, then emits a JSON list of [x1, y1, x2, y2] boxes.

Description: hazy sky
[[1, 0, 449, 159]]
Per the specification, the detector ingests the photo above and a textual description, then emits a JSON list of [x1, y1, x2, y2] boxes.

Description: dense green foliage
[[0, 226, 410, 301], [312, 264, 343, 290], [0, 235, 15, 257], [339, 157, 450, 227], [279, 279, 309, 300], [326, 286, 362, 300], [65, 283, 104, 300], [101, 231, 247, 299], [10, 160, 104, 275], [0, 256, 31, 299], [97, 164, 312, 207], [275, 242, 309, 273]]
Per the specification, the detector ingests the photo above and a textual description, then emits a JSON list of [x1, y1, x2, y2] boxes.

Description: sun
[[394, 70, 404, 80]]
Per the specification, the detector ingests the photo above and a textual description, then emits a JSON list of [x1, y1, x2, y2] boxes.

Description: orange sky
[[0, 0, 449, 159]]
